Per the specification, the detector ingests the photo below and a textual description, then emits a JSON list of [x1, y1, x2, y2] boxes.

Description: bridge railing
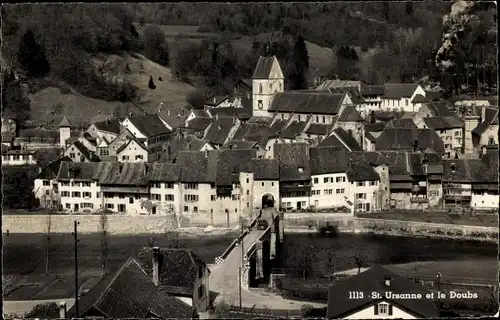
[[244, 212, 280, 259], [215, 214, 262, 264]]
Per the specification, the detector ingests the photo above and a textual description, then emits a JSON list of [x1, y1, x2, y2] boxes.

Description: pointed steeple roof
[[58, 116, 72, 128]]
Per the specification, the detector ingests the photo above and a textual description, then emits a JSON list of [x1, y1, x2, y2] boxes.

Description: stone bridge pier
[[241, 212, 284, 289]]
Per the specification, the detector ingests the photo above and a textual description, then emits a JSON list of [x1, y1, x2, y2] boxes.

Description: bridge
[[209, 207, 301, 309]]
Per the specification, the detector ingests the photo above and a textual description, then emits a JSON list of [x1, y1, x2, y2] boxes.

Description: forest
[[1, 2, 497, 122]]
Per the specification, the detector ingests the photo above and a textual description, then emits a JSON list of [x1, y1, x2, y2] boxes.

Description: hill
[[27, 53, 196, 128]]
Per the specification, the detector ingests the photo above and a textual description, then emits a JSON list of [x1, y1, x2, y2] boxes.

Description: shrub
[[25, 302, 59, 318]]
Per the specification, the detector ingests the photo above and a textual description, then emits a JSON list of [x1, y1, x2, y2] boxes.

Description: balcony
[[444, 194, 472, 201]]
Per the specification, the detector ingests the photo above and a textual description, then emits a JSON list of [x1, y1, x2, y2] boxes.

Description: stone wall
[[2, 213, 231, 235]]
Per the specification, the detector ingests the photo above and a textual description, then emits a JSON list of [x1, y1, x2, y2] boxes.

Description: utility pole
[[73, 221, 80, 317]]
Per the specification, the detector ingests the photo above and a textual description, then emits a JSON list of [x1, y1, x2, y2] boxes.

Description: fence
[[228, 305, 303, 318], [215, 215, 261, 264]]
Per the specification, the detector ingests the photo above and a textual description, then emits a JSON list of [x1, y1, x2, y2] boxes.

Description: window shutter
[[374, 304, 379, 315], [388, 304, 393, 315]]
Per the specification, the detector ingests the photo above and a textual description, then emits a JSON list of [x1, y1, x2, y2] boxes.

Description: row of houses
[[35, 141, 498, 219]]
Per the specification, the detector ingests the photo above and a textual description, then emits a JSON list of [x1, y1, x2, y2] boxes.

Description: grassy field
[[356, 211, 499, 228], [29, 53, 196, 128]]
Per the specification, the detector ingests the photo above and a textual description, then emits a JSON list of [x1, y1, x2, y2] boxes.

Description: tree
[[148, 75, 156, 89], [25, 302, 59, 319], [2, 170, 39, 209], [353, 255, 366, 275], [186, 90, 206, 110], [288, 244, 316, 280], [142, 24, 170, 66], [288, 35, 309, 90], [99, 210, 108, 276], [334, 45, 362, 80], [322, 246, 336, 281], [17, 29, 50, 77]]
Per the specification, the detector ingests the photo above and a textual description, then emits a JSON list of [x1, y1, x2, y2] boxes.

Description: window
[[106, 204, 114, 209], [66, 203, 71, 209], [96, 192, 100, 198], [72, 192, 81, 198], [323, 189, 333, 195], [370, 181, 377, 186], [262, 182, 265, 186], [356, 193, 366, 199], [166, 183, 174, 189], [61, 181, 70, 186], [271, 182, 274, 186], [356, 181, 364, 186], [211, 195, 216, 201], [247, 202, 250, 207], [235, 208, 238, 213], [135, 155, 143, 160], [322, 116, 326, 123], [232, 194, 240, 200], [43, 180, 50, 186], [129, 197, 134, 204], [324, 177, 329, 183], [329, 177, 334, 183], [83, 192, 91, 198], [119, 193, 125, 199], [246, 178, 249, 183], [184, 206, 189, 212], [246, 190, 249, 195], [71, 181, 80, 187], [82, 182, 91, 187], [165, 194, 174, 201], [454, 131, 461, 136], [152, 183, 161, 188], [313, 178, 318, 184], [193, 206, 198, 213], [104, 192, 113, 198], [61, 191, 70, 197], [152, 194, 161, 201], [336, 189, 345, 194], [82, 203, 93, 209], [210, 183, 216, 189], [122, 155, 129, 161], [99, 148, 109, 156], [376, 303, 390, 316], [184, 183, 198, 190], [69, 153, 75, 158], [259, 84, 263, 94], [184, 195, 199, 202]]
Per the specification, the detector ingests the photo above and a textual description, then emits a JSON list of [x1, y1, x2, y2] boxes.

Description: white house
[[381, 84, 426, 112], [63, 140, 95, 163], [327, 265, 439, 319], [1, 149, 37, 166], [116, 136, 148, 162]]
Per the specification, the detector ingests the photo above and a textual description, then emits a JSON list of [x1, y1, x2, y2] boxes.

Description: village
[[2, 2, 499, 319]]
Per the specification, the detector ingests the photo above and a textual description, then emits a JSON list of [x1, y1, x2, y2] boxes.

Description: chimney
[[215, 114, 219, 121], [168, 109, 171, 116], [152, 246, 160, 286], [384, 276, 391, 287], [59, 302, 67, 319], [129, 112, 132, 118], [213, 97, 217, 104]]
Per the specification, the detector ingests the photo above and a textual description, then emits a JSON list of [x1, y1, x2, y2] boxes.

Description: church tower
[[58, 116, 72, 148], [252, 50, 284, 118]]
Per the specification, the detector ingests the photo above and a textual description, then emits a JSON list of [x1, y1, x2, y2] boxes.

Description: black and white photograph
[[1, 1, 498, 319]]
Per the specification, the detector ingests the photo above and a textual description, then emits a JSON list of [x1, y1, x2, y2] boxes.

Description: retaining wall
[[1, 214, 231, 234]]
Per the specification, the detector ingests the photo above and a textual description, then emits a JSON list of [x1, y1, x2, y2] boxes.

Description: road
[[210, 208, 327, 310]]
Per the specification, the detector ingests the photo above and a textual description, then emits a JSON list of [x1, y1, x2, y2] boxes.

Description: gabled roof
[[56, 161, 113, 181], [375, 129, 445, 153], [66, 258, 194, 319], [364, 122, 386, 133], [203, 117, 238, 145], [326, 86, 365, 104], [252, 56, 281, 79], [305, 123, 330, 136], [310, 146, 348, 175], [281, 121, 308, 139], [126, 115, 172, 138], [269, 92, 345, 115], [385, 119, 417, 129], [224, 140, 261, 150], [92, 118, 121, 134], [36, 156, 73, 180], [147, 163, 182, 182], [360, 84, 385, 96], [346, 152, 381, 181], [383, 83, 419, 99], [116, 136, 147, 155], [70, 140, 93, 161], [135, 248, 207, 296], [187, 117, 213, 132], [209, 107, 252, 120], [235, 78, 252, 89], [100, 162, 149, 185], [327, 265, 439, 319], [251, 159, 279, 180], [208, 149, 254, 185], [421, 101, 454, 117], [472, 107, 499, 135], [275, 143, 311, 181], [158, 114, 187, 129], [332, 127, 362, 151], [58, 116, 72, 128], [315, 80, 362, 91], [177, 151, 210, 183], [205, 96, 229, 107], [423, 117, 453, 130], [338, 105, 363, 122]]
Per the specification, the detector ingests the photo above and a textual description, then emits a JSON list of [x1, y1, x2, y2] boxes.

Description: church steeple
[[265, 41, 271, 57]]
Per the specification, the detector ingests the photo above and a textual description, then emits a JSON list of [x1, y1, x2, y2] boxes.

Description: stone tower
[[58, 116, 72, 148], [252, 56, 284, 118]]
